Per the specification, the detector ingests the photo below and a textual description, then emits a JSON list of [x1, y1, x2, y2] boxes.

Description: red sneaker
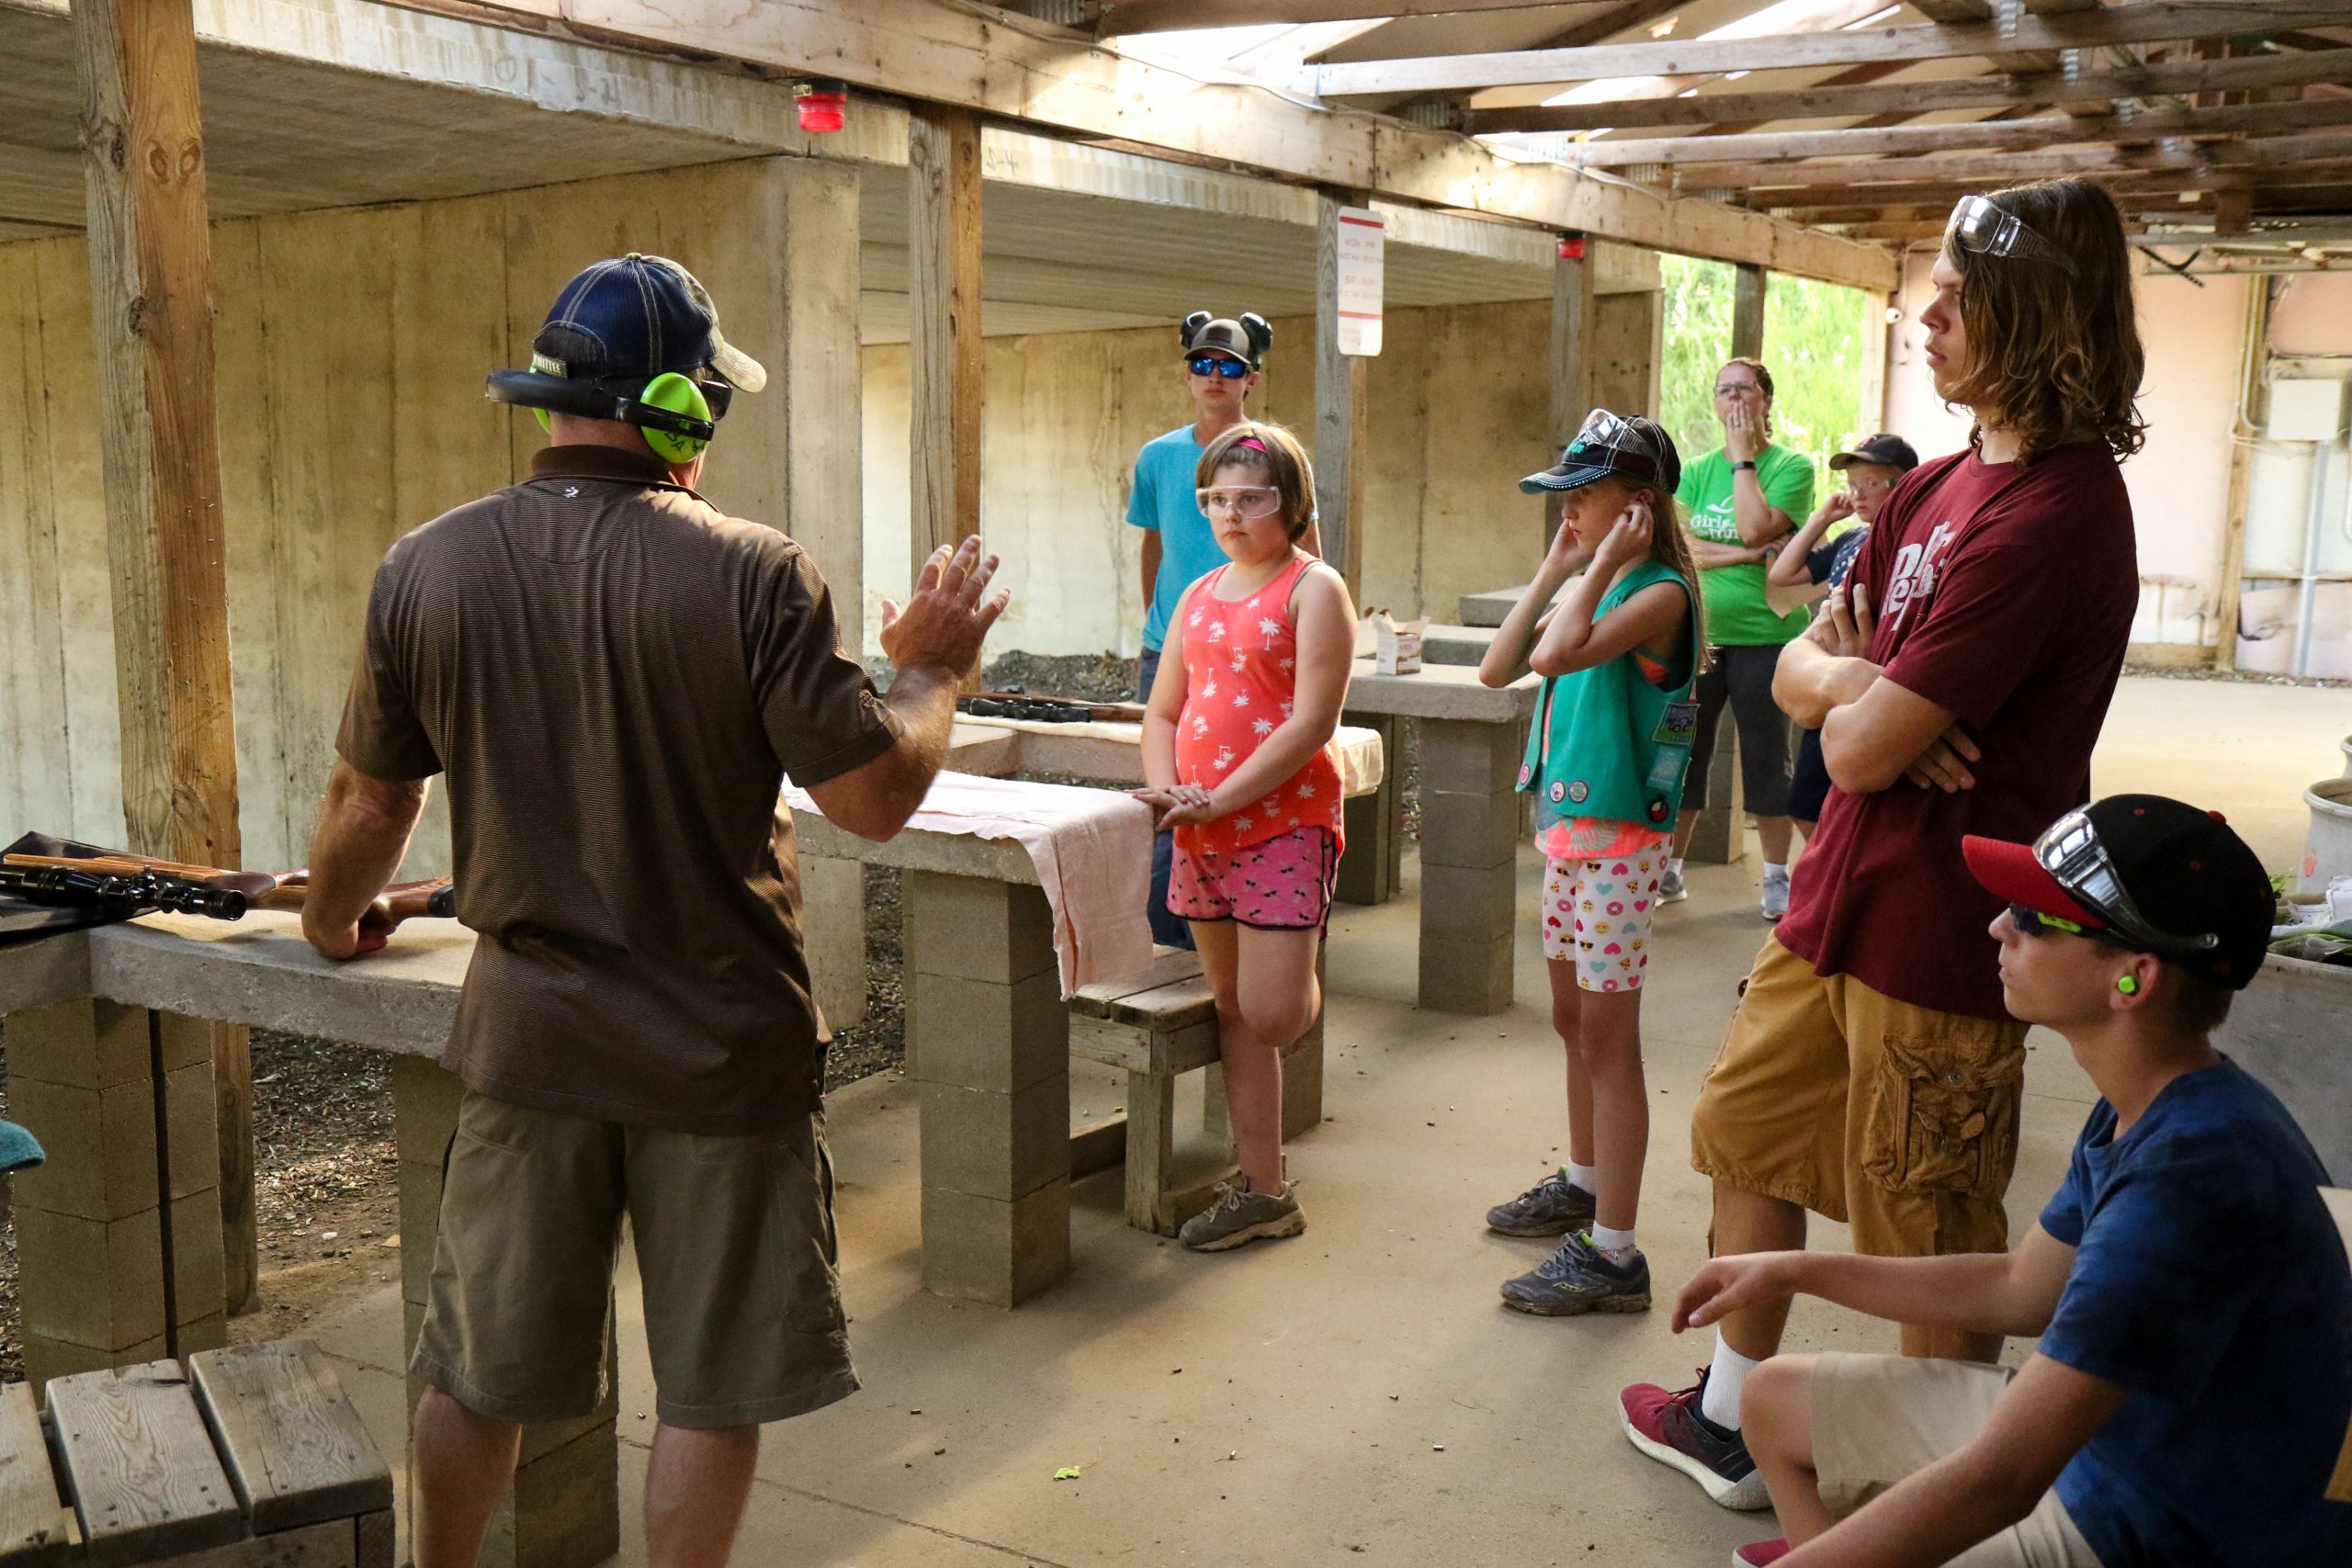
[[1733, 1540, 1791, 1567], [1618, 1369, 1772, 1510]]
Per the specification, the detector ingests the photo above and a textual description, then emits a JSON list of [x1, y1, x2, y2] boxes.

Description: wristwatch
[[1730, 459, 1758, 472]]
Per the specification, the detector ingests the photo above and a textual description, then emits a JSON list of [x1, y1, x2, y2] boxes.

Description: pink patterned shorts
[[1541, 851, 1664, 993], [1169, 827, 1340, 931]]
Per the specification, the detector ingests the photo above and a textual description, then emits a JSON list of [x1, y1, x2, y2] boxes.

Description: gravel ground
[[2121, 661, 2347, 689]]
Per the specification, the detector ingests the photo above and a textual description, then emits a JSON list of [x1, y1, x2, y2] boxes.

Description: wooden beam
[[1731, 264, 1766, 363], [908, 107, 982, 588], [492, 0, 1894, 288], [1543, 235, 1595, 561], [1752, 153, 2352, 209], [1315, 188, 1370, 602], [1574, 95, 2352, 168], [1464, 47, 2352, 132], [1298, 3, 2339, 98], [72, 0, 254, 1316], [1672, 142, 2206, 192], [1097, 0, 1580, 29]]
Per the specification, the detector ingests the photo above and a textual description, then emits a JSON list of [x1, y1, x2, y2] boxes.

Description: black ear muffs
[[486, 369, 718, 461], [1181, 310, 1212, 350], [1239, 312, 1273, 357]]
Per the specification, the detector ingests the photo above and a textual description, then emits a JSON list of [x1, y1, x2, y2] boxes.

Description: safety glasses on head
[[1196, 484, 1283, 519], [1945, 195, 2075, 274], [2032, 807, 2219, 955], [1188, 354, 1251, 380], [1564, 409, 1659, 482]]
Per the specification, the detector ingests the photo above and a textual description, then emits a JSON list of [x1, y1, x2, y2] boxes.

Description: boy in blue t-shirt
[[1667, 794, 2352, 1568]]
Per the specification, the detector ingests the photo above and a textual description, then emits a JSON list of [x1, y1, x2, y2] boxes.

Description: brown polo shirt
[[336, 446, 895, 1134]]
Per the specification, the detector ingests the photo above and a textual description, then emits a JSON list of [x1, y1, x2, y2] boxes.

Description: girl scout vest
[[1517, 558, 1700, 834]]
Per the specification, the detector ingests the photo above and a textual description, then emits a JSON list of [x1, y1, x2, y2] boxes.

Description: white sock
[[1566, 1162, 1599, 1193], [1668, 856, 1685, 878], [1589, 1222, 1637, 1257], [1763, 862, 1789, 882], [1701, 1335, 1762, 1431]]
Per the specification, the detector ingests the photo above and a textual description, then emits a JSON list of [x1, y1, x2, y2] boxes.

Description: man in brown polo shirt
[[300, 254, 1005, 1568]]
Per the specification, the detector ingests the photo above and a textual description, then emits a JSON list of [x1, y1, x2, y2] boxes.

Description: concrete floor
[[301, 675, 2347, 1567]]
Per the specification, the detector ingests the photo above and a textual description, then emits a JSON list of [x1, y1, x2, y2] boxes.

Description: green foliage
[[1658, 254, 1869, 499]]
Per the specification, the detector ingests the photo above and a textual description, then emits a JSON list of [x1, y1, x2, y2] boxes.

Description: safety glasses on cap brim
[[2033, 807, 2217, 955]]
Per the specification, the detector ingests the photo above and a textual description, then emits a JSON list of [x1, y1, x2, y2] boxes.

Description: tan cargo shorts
[[411, 1091, 859, 1429], [1690, 934, 2027, 1258], [1812, 1353, 2102, 1568]]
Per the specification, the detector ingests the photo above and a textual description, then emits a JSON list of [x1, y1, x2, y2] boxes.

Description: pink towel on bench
[[786, 773, 1155, 997]]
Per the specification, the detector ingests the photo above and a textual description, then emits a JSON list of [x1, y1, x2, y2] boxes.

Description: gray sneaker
[[1759, 867, 1791, 922], [1499, 1231, 1651, 1315], [1179, 1179, 1306, 1252], [1486, 1168, 1597, 1237], [1657, 865, 1689, 905]]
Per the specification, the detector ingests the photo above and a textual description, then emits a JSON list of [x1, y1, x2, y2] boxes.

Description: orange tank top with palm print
[[1170, 551, 1346, 859]]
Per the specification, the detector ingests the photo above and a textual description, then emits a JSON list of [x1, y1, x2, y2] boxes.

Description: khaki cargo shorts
[[412, 1092, 859, 1429], [1812, 1353, 2101, 1567], [1690, 935, 2026, 1258]]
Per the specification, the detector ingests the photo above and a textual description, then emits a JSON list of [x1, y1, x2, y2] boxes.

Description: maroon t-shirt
[[1776, 442, 2136, 1020]]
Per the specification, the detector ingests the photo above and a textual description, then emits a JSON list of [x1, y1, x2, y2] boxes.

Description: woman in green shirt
[[1668, 357, 1816, 920]]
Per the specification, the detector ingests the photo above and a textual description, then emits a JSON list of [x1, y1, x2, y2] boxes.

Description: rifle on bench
[[1, 851, 454, 925]]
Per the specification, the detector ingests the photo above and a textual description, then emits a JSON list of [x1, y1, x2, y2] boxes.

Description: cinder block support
[[11, 999, 224, 1390], [904, 872, 1070, 1306], [394, 1056, 619, 1568], [801, 852, 867, 1031], [1683, 715, 1747, 866], [1336, 714, 1402, 906], [1415, 717, 1525, 1015]]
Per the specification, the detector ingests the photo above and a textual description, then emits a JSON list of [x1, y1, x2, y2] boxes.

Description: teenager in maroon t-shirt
[[1617, 179, 2149, 1518]]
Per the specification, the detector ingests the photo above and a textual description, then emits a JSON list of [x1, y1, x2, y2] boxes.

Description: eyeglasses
[[2031, 807, 2218, 955], [1188, 355, 1250, 380], [2009, 902, 2087, 939], [1945, 195, 2076, 275], [1713, 380, 1763, 397], [1196, 485, 1283, 519], [1847, 474, 1897, 495]]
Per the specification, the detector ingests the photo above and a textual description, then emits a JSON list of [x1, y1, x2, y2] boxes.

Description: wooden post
[[909, 104, 982, 661], [1731, 263, 1768, 363], [72, 0, 254, 1316], [1544, 235, 1596, 561], [1858, 289, 1892, 440], [1592, 287, 1664, 421], [2213, 276, 2273, 671], [1315, 188, 1370, 602]]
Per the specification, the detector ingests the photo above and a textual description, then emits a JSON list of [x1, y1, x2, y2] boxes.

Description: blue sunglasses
[[1188, 354, 1250, 380]]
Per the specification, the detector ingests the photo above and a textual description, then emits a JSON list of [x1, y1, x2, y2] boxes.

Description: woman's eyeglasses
[[1196, 486, 1283, 519], [1188, 355, 1251, 380]]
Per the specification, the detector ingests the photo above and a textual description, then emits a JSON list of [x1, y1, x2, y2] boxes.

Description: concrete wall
[[0, 156, 861, 874], [1883, 251, 2250, 649], [860, 289, 1664, 658]]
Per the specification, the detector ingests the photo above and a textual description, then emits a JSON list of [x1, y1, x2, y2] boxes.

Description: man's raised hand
[[880, 535, 1009, 680]]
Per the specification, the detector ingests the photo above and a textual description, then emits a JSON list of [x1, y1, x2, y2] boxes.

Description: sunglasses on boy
[[1188, 354, 1251, 380], [1945, 195, 2075, 275]]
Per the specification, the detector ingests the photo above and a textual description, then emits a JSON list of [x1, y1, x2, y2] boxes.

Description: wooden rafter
[[1665, 130, 2352, 194], [1097, 0, 1592, 29], [1295, 2, 2342, 97], [1753, 158, 2352, 212], [1572, 96, 2352, 168], [1463, 47, 2352, 133]]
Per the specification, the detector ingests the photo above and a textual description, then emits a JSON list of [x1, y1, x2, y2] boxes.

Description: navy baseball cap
[[1521, 409, 1680, 497], [1830, 434, 1919, 472], [529, 254, 767, 392]]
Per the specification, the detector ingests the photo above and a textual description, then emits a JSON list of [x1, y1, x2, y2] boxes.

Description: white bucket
[[2341, 734, 2351, 780], [2301, 777, 2352, 893]]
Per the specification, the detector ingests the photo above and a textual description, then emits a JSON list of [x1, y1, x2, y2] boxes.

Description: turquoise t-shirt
[[1128, 424, 1228, 654], [1677, 444, 1817, 647]]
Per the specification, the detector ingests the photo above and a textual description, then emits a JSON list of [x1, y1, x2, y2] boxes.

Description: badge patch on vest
[[1548, 781, 1566, 804], [1647, 797, 1669, 823], [1567, 780, 1590, 805], [1518, 761, 1533, 788]]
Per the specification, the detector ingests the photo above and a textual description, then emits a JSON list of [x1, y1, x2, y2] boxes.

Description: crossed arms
[[1771, 583, 1980, 796]]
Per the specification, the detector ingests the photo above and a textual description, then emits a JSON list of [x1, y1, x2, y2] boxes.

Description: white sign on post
[[1334, 206, 1385, 357]]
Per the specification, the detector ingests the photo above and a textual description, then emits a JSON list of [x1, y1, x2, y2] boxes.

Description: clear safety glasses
[[2032, 808, 2218, 955], [1562, 409, 1659, 480], [1945, 195, 2076, 275], [1196, 485, 1283, 519]]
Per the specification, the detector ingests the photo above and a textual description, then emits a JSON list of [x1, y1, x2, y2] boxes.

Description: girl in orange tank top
[[1137, 421, 1356, 1254]]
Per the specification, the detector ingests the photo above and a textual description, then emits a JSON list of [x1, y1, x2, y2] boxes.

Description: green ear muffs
[[637, 372, 713, 464]]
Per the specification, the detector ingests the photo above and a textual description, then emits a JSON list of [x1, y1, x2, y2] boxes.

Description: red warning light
[[795, 79, 848, 134]]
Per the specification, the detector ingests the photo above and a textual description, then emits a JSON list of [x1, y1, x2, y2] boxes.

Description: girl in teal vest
[[1476, 410, 1706, 1317]]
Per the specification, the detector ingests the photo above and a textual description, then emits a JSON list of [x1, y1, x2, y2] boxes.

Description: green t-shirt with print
[[1677, 444, 1818, 646]]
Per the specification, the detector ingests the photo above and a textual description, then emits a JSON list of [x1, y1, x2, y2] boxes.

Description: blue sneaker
[[1486, 1169, 1596, 1237], [1498, 1231, 1650, 1315]]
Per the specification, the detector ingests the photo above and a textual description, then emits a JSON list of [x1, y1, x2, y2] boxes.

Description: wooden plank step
[[47, 1360, 243, 1568], [1093, 975, 1216, 1029], [1070, 948, 1202, 1015], [188, 1342, 391, 1536], [0, 1383, 80, 1568]]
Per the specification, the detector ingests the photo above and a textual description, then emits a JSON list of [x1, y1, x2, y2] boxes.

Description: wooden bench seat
[[4, 1340, 392, 1568], [1068, 946, 1324, 1235]]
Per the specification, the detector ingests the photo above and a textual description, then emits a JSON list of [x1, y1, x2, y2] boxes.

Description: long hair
[[1647, 491, 1712, 678], [1944, 178, 2145, 463], [1198, 420, 1317, 541]]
